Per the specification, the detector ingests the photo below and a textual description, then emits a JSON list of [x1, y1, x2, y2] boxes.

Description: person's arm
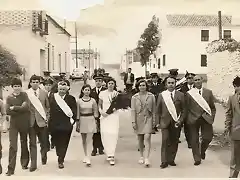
[[69, 96, 77, 121], [92, 99, 99, 118], [225, 96, 233, 133], [152, 95, 156, 127], [131, 96, 136, 124], [209, 90, 216, 120], [156, 93, 162, 126], [0, 100, 7, 124], [45, 93, 50, 121], [76, 100, 80, 121], [5, 96, 16, 115], [12, 93, 29, 112], [179, 93, 187, 124]]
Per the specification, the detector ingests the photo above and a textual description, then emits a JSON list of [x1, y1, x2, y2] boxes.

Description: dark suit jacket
[[179, 82, 190, 94], [90, 86, 107, 105], [156, 90, 186, 129], [49, 94, 77, 131], [28, 88, 50, 128], [124, 73, 134, 85], [225, 94, 240, 140], [186, 88, 216, 125]]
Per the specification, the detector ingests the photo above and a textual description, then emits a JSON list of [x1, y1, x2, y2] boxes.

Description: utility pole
[[218, 11, 222, 40], [88, 41, 91, 74], [75, 22, 78, 68]]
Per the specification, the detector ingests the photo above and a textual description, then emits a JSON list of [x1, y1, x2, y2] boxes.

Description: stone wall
[[207, 50, 240, 104]]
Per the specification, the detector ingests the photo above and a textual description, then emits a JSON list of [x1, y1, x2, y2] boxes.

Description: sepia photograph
[[0, 0, 239, 178]]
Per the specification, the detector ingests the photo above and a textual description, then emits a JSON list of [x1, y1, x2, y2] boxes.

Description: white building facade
[[0, 10, 71, 80], [156, 14, 240, 75]]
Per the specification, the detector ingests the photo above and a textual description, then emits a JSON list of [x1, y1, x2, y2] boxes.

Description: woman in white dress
[[76, 84, 98, 167], [98, 77, 119, 166]]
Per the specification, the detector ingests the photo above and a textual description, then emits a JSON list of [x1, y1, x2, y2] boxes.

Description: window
[[201, 54, 207, 67], [163, 55, 166, 66], [158, 58, 160, 69], [153, 64, 155, 68], [58, 54, 61, 72], [201, 30, 209, 41], [52, 46, 55, 70], [65, 52, 67, 72], [224, 30, 231, 39]]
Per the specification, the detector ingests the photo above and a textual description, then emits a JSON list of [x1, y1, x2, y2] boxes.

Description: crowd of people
[[0, 67, 239, 178]]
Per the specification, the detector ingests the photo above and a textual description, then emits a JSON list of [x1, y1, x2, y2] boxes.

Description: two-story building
[[155, 14, 240, 75], [0, 10, 71, 80]]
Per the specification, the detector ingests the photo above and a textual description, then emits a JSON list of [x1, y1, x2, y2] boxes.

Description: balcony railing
[[32, 13, 43, 32]]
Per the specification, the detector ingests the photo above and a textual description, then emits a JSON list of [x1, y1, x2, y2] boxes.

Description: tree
[[136, 15, 160, 77], [0, 45, 22, 99]]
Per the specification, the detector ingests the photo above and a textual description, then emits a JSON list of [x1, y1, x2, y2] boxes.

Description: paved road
[[0, 80, 230, 178]]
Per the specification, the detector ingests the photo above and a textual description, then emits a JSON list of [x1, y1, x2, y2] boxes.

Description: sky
[[40, 0, 104, 20]]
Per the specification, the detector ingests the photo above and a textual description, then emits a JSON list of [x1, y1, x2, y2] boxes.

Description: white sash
[[26, 89, 47, 120], [161, 91, 179, 122], [54, 93, 74, 124], [187, 88, 212, 116]]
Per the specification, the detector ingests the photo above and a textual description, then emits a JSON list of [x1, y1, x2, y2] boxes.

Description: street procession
[[0, 66, 238, 178]]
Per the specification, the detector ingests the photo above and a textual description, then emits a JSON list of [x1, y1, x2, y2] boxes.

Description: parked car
[[70, 69, 83, 80]]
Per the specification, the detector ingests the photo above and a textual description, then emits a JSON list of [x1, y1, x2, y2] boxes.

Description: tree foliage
[[136, 15, 160, 67], [0, 45, 22, 87]]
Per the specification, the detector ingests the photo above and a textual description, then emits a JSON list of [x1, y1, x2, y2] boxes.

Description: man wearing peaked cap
[[90, 73, 107, 156], [168, 69, 179, 77]]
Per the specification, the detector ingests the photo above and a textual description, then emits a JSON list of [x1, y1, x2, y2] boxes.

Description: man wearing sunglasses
[[179, 72, 196, 148]]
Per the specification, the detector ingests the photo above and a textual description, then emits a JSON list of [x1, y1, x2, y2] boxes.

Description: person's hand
[[132, 122, 137, 131], [156, 124, 160, 129], [10, 106, 14, 110], [76, 121, 80, 133], [101, 112, 108, 117], [223, 129, 229, 137]]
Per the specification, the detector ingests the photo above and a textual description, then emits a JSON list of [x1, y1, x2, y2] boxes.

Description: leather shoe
[[194, 161, 201, 166], [99, 150, 104, 155], [91, 151, 96, 156], [58, 163, 64, 169], [6, 171, 14, 176], [168, 162, 177, 166], [0, 164, 2, 174], [201, 153, 206, 160], [29, 167, 37, 172], [160, 162, 168, 169], [22, 166, 28, 170]]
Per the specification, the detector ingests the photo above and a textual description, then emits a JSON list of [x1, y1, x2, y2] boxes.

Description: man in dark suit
[[43, 79, 55, 149], [49, 81, 77, 169], [149, 73, 165, 101], [156, 76, 186, 169], [26, 75, 50, 172], [225, 76, 240, 178], [179, 72, 196, 148], [124, 68, 135, 91], [186, 75, 216, 166], [90, 74, 107, 156]]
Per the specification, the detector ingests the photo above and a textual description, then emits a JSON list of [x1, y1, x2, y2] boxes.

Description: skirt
[[80, 116, 97, 133], [100, 111, 120, 157]]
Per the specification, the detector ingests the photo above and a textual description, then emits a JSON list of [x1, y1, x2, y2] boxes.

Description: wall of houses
[[46, 18, 71, 75], [158, 26, 240, 74], [0, 10, 71, 80]]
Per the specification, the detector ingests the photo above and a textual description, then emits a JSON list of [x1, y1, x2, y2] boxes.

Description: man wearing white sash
[[156, 76, 186, 169], [186, 75, 216, 166], [48, 81, 77, 169], [27, 75, 50, 172]]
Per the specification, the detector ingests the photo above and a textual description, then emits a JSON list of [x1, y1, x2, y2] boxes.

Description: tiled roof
[[166, 14, 232, 27]]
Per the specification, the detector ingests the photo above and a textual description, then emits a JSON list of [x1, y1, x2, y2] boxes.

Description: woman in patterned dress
[[131, 79, 156, 167], [76, 84, 98, 166], [98, 78, 119, 166]]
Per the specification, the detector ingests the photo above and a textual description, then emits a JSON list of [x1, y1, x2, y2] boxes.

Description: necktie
[[171, 92, 174, 100], [199, 90, 201, 95], [34, 91, 37, 97]]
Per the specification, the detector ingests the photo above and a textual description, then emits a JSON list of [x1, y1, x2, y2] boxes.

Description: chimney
[[218, 11, 222, 40]]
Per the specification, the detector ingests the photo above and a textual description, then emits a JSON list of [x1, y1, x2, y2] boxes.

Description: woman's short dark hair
[[30, 75, 41, 83], [79, 84, 92, 98], [135, 79, 149, 92], [106, 77, 117, 90], [233, 76, 240, 87], [11, 78, 22, 87]]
